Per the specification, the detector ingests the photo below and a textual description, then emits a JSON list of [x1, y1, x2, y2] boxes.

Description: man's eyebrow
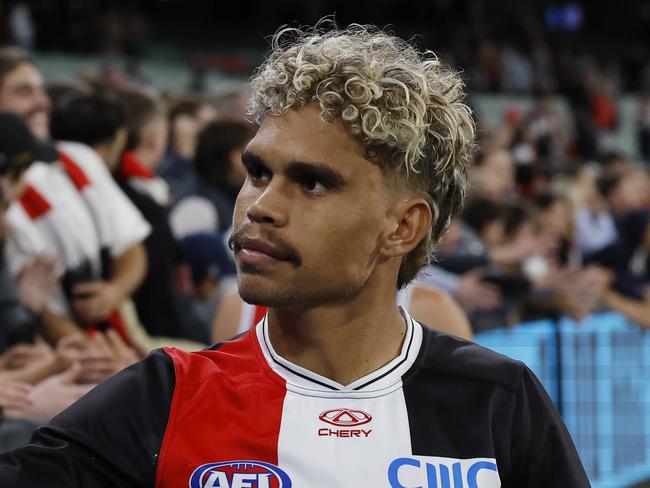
[[242, 151, 347, 188], [241, 151, 266, 169], [285, 161, 347, 188]]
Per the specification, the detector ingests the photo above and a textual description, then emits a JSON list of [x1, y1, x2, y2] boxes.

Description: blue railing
[[475, 313, 650, 488]]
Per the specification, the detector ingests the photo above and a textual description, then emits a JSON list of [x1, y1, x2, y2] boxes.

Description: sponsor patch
[[388, 456, 500, 488]]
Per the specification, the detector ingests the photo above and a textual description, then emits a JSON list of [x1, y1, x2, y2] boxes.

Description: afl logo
[[189, 460, 292, 488], [319, 408, 372, 427]]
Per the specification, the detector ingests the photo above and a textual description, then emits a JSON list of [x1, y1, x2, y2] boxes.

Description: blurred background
[[1, 1, 650, 486]]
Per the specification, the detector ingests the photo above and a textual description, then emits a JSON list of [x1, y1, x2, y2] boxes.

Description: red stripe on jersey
[[19, 185, 51, 220], [58, 151, 90, 190], [156, 330, 286, 488]]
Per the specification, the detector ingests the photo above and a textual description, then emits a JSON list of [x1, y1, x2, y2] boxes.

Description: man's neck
[[266, 287, 407, 386]]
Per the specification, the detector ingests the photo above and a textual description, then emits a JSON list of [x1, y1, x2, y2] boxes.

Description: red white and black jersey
[[0, 310, 589, 487]]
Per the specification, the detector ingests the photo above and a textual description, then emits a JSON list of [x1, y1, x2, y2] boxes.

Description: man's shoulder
[[411, 324, 526, 392], [161, 330, 260, 384], [56, 140, 111, 181]]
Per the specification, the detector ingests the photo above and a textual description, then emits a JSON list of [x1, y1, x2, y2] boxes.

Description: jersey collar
[[255, 307, 423, 395]]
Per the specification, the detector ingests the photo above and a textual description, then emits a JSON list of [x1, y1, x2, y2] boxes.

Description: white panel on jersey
[[276, 388, 414, 486]]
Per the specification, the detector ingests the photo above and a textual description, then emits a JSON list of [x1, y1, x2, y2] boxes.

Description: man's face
[[231, 105, 395, 308], [0, 63, 50, 140], [0, 174, 26, 205]]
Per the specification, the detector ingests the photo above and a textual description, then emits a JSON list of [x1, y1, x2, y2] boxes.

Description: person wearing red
[[0, 23, 589, 487]]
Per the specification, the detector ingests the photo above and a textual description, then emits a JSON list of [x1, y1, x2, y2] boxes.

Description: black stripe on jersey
[[402, 325, 522, 458], [352, 322, 415, 390], [261, 325, 339, 390]]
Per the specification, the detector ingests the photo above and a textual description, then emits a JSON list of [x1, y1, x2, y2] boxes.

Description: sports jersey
[[4, 141, 151, 318], [0, 309, 589, 487]]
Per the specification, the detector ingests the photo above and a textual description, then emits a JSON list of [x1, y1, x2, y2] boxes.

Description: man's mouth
[[236, 238, 290, 261], [229, 229, 301, 267]]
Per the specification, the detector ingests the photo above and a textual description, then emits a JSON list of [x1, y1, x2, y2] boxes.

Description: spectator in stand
[[469, 147, 516, 201], [157, 96, 217, 193], [49, 93, 205, 352], [117, 90, 170, 202], [598, 218, 650, 328], [587, 167, 650, 299], [176, 232, 237, 344], [524, 191, 603, 321], [0, 113, 131, 451], [572, 164, 619, 259], [170, 120, 255, 233], [0, 147, 57, 353], [0, 47, 150, 349], [112, 89, 184, 339], [0, 48, 50, 143]]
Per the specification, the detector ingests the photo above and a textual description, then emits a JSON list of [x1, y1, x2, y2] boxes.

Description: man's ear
[[380, 198, 432, 258]]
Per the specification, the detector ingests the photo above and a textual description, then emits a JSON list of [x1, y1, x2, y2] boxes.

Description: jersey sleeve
[[0, 349, 175, 487], [57, 141, 151, 257], [509, 364, 591, 487]]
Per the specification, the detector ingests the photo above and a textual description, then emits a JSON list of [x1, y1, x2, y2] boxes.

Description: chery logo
[[319, 408, 372, 426], [318, 408, 372, 438]]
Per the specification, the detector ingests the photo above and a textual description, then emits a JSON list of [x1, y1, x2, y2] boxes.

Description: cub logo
[[189, 460, 292, 488]]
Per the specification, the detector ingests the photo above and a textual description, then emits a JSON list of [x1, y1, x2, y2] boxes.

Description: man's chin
[[28, 115, 50, 141], [237, 278, 294, 308]]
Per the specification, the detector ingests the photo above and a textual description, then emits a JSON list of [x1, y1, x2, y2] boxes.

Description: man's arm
[[0, 348, 64, 384], [72, 243, 148, 324], [112, 242, 148, 301], [602, 288, 650, 328], [0, 349, 174, 487], [41, 308, 82, 342]]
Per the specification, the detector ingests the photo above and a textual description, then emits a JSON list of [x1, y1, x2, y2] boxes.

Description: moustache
[[24, 105, 49, 120], [228, 225, 302, 266]]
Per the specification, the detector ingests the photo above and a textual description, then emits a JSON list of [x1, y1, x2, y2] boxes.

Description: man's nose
[[246, 181, 289, 227]]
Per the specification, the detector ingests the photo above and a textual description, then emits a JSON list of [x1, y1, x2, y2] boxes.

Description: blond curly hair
[[249, 22, 475, 288]]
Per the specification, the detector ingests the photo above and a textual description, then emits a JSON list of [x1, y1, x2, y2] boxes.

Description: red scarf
[[116, 152, 155, 181]]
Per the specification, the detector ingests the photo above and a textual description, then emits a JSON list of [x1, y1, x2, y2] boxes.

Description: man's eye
[[301, 179, 327, 195], [247, 165, 270, 182]]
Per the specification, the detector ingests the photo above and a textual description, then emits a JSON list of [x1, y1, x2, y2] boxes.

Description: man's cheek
[[232, 194, 253, 227]]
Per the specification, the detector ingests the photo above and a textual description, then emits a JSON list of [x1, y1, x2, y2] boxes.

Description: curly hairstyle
[[249, 22, 475, 288]]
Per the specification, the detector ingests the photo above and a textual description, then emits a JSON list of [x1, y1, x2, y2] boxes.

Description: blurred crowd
[[2, 19, 650, 451]]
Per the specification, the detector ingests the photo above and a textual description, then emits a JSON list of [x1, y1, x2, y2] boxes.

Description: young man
[[0, 24, 589, 487]]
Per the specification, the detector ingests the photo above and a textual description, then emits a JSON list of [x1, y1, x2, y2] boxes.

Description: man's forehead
[[4, 63, 44, 87], [247, 106, 370, 172]]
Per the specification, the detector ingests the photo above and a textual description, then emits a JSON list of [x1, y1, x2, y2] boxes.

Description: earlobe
[[381, 199, 432, 258]]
